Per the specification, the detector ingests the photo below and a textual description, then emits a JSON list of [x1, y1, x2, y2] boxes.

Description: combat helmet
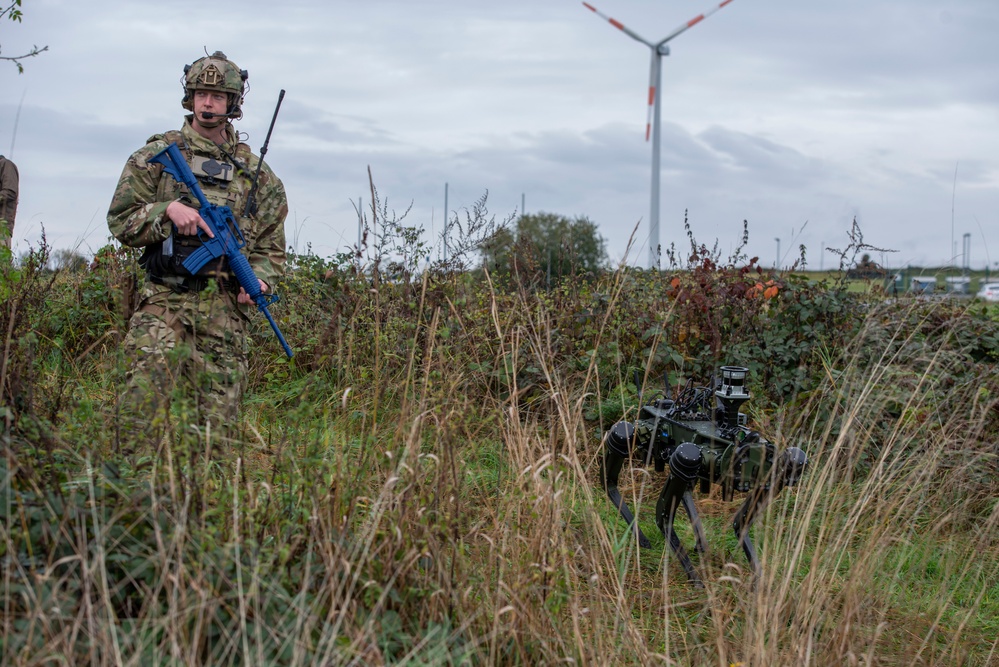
[[182, 51, 248, 120]]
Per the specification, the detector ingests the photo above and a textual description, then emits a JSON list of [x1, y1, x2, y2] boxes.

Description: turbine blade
[[660, 0, 735, 45], [645, 52, 657, 142], [582, 2, 654, 47]]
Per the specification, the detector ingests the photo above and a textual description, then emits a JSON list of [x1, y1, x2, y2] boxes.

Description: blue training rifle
[[148, 142, 293, 358]]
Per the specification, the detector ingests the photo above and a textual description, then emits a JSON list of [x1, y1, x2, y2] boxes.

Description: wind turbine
[[583, 0, 736, 268]]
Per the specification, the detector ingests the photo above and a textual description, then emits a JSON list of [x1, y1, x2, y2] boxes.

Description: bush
[[2, 223, 997, 665]]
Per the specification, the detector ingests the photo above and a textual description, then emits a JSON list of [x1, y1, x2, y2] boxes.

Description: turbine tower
[[583, 0, 736, 268]]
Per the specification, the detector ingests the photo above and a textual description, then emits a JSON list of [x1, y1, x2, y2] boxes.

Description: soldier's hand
[[166, 200, 215, 238], [238, 279, 268, 305]]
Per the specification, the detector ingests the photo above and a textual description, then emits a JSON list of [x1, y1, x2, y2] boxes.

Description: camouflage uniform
[[0, 154, 18, 250], [108, 116, 288, 443]]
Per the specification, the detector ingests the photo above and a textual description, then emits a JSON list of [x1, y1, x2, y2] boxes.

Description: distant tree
[[51, 248, 88, 273], [2, 1, 48, 73], [481, 212, 608, 288]]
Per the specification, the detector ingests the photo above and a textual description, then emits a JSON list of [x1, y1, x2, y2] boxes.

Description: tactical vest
[[140, 130, 257, 288]]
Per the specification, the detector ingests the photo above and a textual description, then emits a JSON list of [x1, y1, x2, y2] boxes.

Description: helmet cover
[[181, 51, 248, 118]]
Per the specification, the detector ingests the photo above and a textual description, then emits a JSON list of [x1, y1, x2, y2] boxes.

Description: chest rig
[[140, 132, 254, 292]]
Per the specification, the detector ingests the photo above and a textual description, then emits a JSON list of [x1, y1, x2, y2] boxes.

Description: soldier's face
[[192, 90, 229, 127]]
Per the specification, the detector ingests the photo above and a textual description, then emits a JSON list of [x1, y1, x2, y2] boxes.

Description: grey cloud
[[3, 0, 996, 267], [698, 126, 826, 187]]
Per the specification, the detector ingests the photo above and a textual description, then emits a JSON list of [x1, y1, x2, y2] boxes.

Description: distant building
[[910, 276, 937, 294], [945, 276, 970, 294], [847, 253, 887, 280]]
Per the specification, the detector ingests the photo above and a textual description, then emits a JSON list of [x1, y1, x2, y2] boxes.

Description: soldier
[[0, 153, 18, 250], [108, 51, 288, 449]]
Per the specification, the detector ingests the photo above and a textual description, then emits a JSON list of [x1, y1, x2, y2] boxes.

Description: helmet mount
[[181, 50, 248, 121]]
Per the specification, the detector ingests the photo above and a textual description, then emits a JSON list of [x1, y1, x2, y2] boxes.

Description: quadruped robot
[[600, 366, 807, 585]]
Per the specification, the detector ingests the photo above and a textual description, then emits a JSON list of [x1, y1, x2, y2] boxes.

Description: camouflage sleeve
[[246, 161, 288, 288], [107, 140, 176, 248], [0, 159, 17, 203]]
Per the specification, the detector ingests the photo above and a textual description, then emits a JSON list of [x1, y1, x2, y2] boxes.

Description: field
[[2, 238, 998, 666]]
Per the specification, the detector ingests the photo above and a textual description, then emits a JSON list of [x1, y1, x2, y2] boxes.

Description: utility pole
[[357, 197, 363, 269], [951, 162, 958, 270]]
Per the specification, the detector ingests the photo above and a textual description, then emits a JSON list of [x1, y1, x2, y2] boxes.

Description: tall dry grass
[[2, 256, 997, 665]]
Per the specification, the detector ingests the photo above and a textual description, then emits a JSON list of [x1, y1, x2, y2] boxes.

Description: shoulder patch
[[146, 130, 183, 146]]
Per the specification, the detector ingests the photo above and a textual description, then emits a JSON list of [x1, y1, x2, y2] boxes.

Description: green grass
[[2, 244, 998, 665]]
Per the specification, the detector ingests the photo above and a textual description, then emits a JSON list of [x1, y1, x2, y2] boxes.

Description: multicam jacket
[[107, 117, 288, 298], [0, 154, 18, 227]]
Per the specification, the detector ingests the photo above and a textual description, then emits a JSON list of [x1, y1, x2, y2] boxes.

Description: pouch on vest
[[139, 228, 230, 279]]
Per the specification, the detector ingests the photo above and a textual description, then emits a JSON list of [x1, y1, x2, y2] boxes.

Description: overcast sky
[[2, 0, 997, 270]]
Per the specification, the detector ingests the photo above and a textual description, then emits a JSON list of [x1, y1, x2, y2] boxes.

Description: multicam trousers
[[118, 283, 249, 452]]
